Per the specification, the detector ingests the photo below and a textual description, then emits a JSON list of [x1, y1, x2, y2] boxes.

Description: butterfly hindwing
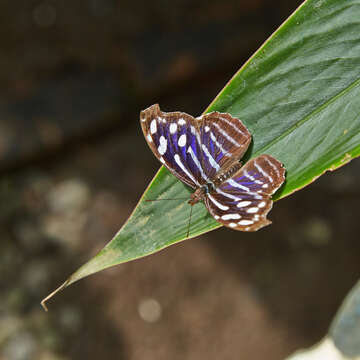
[[205, 155, 285, 231]]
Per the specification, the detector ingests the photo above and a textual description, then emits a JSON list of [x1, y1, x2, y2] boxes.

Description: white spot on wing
[[169, 123, 177, 134], [147, 134, 153, 142], [262, 184, 269, 188], [157, 116, 166, 124], [237, 201, 251, 208], [238, 220, 253, 226], [158, 136, 167, 155], [207, 194, 229, 211], [205, 125, 210, 132], [247, 207, 258, 214], [258, 201, 266, 208], [214, 215, 220, 220], [178, 118, 186, 125], [178, 134, 187, 147], [221, 213, 241, 220], [229, 223, 237, 228], [150, 119, 157, 134]]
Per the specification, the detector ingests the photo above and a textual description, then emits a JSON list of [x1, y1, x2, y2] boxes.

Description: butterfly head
[[188, 184, 213, 206]]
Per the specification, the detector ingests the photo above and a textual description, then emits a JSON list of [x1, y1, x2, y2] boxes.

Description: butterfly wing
[[140, 104, 209, 189], [198, 112, 251, 180], [205, 154, 285, 231]]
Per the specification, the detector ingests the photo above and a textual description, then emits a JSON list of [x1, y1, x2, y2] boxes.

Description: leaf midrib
[[252, 76, 360, 158]]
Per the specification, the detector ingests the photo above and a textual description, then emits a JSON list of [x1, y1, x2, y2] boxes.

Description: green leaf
[[42, 0, 360, 309]]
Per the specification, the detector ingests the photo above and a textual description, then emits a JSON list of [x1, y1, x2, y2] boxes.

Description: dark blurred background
[[1, 1, 360, 359]]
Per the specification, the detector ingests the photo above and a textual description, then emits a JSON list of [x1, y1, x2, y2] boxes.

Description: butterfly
[[140, 104, 285, 231]]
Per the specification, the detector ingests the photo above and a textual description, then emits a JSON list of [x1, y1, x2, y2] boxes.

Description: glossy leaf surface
[[42, 0, 360, 306]]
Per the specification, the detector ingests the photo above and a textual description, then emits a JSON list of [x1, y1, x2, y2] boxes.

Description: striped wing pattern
[[205, 155, 285, 231], [198, 112, 251, 180], [140, 104, 205, 189], [141, 104, 285, 232]]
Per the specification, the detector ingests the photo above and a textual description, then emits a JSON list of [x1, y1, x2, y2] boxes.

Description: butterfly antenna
[[145, 197, 188, 202], [186, 204, 193, 239]]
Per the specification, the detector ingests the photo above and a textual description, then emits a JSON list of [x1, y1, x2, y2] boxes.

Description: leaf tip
[[41, 279, 71, 312]]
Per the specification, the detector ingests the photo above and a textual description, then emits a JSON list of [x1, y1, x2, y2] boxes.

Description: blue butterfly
[[141, 104, 285, 231]]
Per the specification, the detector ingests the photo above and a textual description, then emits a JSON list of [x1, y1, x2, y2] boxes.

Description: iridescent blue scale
[[140, 104, 285, 231]]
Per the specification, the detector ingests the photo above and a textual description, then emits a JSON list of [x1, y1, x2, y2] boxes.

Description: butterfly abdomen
[[213, 162, 243, 187]]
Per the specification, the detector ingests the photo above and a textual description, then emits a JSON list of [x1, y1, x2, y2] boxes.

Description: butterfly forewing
[[205, 155, 285, 231], [198, 112, 251, 179], [141, 104, 207, 189]]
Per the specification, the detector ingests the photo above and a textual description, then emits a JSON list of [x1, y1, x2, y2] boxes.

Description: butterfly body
[[188, 161, 242, 206], [140, 104, 285, 231], [188, 186, 208, 206]]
